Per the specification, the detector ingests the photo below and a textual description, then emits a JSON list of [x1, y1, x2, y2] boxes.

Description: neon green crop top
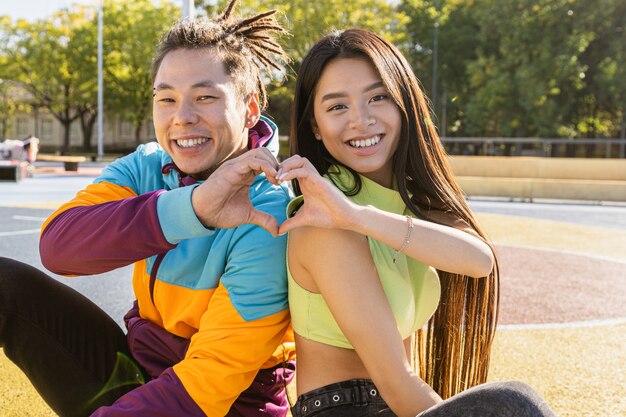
[[286, 167, 441, 349]]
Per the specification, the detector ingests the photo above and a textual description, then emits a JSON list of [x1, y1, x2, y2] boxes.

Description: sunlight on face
[[312, 58, 402, 187], [152, 48, 259, 179]]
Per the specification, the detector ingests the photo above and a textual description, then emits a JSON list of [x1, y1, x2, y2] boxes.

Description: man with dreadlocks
[[0, 1, 295, 416]]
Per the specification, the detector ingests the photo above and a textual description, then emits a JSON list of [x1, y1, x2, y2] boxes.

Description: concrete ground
[[0, 162, 625, 417]]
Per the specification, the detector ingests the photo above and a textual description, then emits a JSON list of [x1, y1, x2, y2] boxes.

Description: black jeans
[[292, 379, 393, 417], [0, 257, 144, 417], [292, 379, 557, 417]]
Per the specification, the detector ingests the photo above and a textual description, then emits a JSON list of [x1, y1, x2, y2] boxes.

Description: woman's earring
[[314, 133, 322, 140]]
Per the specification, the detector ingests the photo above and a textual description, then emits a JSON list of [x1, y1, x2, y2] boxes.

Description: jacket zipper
[[149, 253, 167, 306]]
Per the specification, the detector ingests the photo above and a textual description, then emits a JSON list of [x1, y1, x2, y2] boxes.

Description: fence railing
[[441, 137, 626, 158]]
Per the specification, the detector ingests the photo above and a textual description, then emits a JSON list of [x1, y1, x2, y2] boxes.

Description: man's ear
[[244, 92, 261, 128]]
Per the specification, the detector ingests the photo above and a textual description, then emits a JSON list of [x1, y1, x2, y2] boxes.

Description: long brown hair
[[151, 0, 289, 111], [290, 29, 499, 398]]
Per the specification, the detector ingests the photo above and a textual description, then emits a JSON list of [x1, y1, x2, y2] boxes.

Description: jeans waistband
[[292, 379, 385, 416]]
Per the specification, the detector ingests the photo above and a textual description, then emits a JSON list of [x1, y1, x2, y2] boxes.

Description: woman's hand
[[277, 155, 358, 234]]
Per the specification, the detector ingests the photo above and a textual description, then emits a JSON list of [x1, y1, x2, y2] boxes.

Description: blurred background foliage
[[0, 0, 624, 151]]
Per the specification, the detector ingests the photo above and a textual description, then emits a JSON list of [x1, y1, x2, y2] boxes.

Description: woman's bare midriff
[[294, 333, 412, 395]]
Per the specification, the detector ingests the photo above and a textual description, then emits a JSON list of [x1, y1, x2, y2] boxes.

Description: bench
[[448, 156, 626, 202], [36, 154, 87, 171]]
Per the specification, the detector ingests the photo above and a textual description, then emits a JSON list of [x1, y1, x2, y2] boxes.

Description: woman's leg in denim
[[0, 257, 143, 417], [418, 381, 557, 417]]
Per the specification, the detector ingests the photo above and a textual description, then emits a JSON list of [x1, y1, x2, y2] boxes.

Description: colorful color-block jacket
[[39, 118, 296, 416]]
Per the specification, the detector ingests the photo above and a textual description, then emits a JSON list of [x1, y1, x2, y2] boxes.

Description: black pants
[[0, 257, 144, 417], [291, 378, 558, 417]]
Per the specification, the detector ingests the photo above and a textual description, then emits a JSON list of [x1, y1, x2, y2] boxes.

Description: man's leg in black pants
[[0, 257, 144, 417]]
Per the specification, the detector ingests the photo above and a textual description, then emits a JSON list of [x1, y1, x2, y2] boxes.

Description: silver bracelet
[[393, 215, 413, 263]]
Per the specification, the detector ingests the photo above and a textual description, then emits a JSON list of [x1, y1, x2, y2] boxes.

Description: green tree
[[460, 1, 581, 137], [0, 8, 99, 152], [401, 0, 479, 136], [566, 0, 626, 142], [0, 79, 30, 140], [402, 0, 624, 145], [200, 0, 409, 134], [466, 0, 625, 147], [0, 20, 31, 140], [70, 8, 100, 151], [104, 0, 178, 145]]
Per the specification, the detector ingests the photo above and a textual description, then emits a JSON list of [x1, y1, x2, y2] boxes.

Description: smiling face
[[152, 48, 259, 179], [312, 57, 402, 187]]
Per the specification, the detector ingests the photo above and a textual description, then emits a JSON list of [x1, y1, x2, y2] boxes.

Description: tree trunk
[[0, 119, 6, 141], [80, 109, 97, 152], [135, 123, 142, 146], [61, 87, 72, 154], [133, 102, 149, 146], [62, 121, 71, 155]]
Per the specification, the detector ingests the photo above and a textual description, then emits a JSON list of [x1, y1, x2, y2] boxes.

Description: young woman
[[0, 2, 295, 416], [276, 29, 556, 417]]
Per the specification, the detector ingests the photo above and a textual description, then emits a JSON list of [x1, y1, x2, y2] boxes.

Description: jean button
[[370, 388, 377, 396], [333, 394, 340, 402], [314, 400, 321, 407]]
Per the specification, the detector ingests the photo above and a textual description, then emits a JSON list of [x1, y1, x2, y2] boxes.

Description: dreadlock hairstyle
[[151, 0, 289, 111], [289, 29, 500, 399]]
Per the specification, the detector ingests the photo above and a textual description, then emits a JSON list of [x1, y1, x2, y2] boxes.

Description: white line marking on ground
[[12, 215, 47, 222], [498, 317, 626, 330], [495, 243, 626, 266], [0, 229, 40, 237]]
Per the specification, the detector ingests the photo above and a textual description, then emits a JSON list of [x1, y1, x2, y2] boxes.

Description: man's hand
[[191, 148, 281, 236], [276, 155, 359, 235]]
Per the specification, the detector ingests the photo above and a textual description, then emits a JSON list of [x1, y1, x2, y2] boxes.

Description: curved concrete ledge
[[449, 156, 626, 201]]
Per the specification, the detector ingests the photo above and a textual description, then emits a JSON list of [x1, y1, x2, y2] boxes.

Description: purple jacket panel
[[123, 304, 296, 417], [90, 368, 205, 417], [40, 190, 175, 276], [124, 301, 189, 379], [227, 360, 296, 417]]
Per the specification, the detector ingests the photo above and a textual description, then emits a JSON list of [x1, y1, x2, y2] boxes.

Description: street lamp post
[[431, 0, 442, 131], [97, 0, 103, 162], [432, 18, 439, 116], [182, 0, 195, 18]]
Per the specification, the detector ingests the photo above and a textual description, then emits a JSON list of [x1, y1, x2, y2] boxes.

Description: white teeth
[[176, 137, 209, 148], [349, 135, 381, 148]]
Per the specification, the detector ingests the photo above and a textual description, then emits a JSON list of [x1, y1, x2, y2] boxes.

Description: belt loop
[[350, 381, 360, 406], [360, 381, 371, 406], [351, 380, 368, 406]]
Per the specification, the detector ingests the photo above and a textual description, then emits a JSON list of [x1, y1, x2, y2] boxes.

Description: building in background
[[1, 84, 154, 154]]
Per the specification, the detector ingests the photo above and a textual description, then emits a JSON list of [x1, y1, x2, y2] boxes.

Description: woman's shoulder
[[290, 225, 364, 250], [289, 225, 368, 267]]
